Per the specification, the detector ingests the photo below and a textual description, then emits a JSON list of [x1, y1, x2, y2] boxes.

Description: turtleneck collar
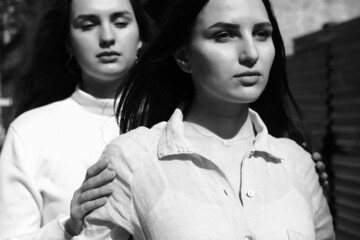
[[71, 86, 115, 116]]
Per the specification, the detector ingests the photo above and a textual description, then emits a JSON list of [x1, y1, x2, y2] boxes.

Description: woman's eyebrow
[[73, 11, 132, 22], [208, 22, 239, 31], [73, 14, 98, 22], [110, 11, 132, 21], [208, 21, 272, 31], [253, 22, 273, 29]]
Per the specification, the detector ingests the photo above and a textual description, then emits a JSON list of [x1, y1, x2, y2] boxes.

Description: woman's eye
[[254, 30, 272, 41], [215, 32, 234, 42], [114, 21, 129, 28], [80, 22, 95, 31]]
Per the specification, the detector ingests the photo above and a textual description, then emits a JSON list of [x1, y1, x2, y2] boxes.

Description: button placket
[[240, 151, 255, 203]]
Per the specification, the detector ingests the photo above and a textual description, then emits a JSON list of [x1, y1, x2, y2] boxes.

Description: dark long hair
[[12, 0, 154, 119], [116, 0, 310, 149]]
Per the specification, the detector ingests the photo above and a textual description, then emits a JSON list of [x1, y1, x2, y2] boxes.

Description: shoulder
[[6, 98, 74, 151], [10, 98, 72, 132], [102, 123, 166, 172], [268, 136, 314, 175], [270, 137, 309, 157], [0, 101, 66, 172]]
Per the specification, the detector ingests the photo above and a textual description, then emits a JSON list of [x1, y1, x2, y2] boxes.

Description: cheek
[[189, 47, 232, 78], [122, 38, 140, 57], [262, 45, 275, 75], [70, 33, 94, 62], [120, 26, 141, 52]]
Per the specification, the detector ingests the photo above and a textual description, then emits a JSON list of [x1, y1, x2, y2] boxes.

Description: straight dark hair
[[12, 0, 154, 119], [116, 0, 311, 150]]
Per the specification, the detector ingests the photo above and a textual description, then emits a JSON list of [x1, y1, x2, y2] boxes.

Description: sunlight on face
[[185, 0, 275, 107]]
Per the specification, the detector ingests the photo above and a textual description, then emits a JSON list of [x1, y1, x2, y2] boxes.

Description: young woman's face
[[69, 0, 142, 86], [184, 0, 275, 105]]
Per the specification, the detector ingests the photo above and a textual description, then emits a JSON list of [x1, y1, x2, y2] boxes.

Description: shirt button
[[246, 190, 255, 198], [245, 236, 253, 240]]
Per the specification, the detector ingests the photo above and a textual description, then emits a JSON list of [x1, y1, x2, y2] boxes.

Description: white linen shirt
[[75, 108, 335, 240]]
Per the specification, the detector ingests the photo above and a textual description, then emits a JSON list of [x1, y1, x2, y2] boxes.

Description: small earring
[[183, 66, 192, 74], [174, 55, 192, 74], [177, 60, 192, 74]]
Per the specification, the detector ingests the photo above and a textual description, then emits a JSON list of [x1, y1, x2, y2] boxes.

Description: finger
[[82, 168, 116, 192], [316, 161, 326, 172], [321, 172, 328, 182], [66, 217, 83, 236], [79, 183, 114, 204], [80, 197, 108, 216], [85, 158, 110, 180], [312, 152, 322, 162]]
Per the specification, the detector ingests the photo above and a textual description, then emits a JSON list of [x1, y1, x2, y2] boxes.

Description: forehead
[[197, 0, 269, 26], [71, 0, 134, 15]]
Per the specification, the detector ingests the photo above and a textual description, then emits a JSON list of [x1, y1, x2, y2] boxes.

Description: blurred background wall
[[272, 1, 360, 238], [0, 0, 45, 140], [1, 0, 360, 238], [286, 18, 360, 239], [272, 0, 360, 54]]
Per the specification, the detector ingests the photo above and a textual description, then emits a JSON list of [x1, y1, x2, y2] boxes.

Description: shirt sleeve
[[74, 143, 134, 240], [304, 159, 335, 240], [0, 126, 72, 240], [288, 141, 336, 240]]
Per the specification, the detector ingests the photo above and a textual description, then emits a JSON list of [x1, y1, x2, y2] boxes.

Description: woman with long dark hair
[[75, 0, 335, 239], [0, 0, 153, 238]]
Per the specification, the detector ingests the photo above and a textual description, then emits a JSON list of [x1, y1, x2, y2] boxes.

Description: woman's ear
[[174, 48, 192, 74], [137, 40, 143, 51]]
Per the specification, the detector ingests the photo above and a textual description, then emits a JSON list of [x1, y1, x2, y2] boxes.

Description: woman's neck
[[184, 98, 251, 140], [80, 73, 125, 99]]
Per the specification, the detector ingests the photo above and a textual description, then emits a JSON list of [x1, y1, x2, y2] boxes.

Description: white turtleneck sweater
[[0, 88, 119, 240]]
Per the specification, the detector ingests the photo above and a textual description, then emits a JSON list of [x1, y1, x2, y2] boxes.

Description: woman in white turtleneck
[[0, 0, 153, 239], [0, 88, 118, 239]]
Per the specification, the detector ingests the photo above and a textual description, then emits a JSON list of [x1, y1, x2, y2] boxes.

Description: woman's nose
[[99, 25, 115, 48], [238, 37, 259, 67]]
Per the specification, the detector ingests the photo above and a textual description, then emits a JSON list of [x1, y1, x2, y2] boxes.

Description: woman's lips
[[97, 51, 121, 63], [234, 71, 261, 86], [236, 75, 260, 86]]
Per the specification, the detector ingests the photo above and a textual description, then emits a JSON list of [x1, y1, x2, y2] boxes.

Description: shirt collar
[[248, 109, 283, 160], [71, 86, 115, 116], [157, 109, 195, 158], [157, 108, 283, 161]]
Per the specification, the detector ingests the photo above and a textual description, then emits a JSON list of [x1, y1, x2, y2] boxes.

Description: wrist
[[64, 218, 81, 236]]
